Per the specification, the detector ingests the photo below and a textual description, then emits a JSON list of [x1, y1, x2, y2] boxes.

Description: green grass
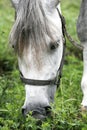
[[0, 0, 87, 130]]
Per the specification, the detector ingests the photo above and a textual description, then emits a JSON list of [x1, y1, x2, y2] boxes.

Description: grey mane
[[10, 0, 54, 55]]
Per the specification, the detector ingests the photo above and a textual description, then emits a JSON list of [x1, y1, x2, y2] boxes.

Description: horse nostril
[[45, 106, 51, 116]]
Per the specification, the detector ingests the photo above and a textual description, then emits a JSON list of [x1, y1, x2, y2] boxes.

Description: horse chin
[[32, 112, 46, 120], [22, 109, 46, 120]]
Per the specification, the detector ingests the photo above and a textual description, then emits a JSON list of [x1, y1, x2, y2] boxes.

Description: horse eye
[[50, 44, 56, 50], [50, 42, 59, 51]]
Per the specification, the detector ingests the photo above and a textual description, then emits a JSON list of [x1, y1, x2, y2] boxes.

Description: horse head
[[10, 0, 64, 120]]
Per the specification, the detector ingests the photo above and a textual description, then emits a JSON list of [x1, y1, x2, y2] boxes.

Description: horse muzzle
[[22, 106, 51, 120]]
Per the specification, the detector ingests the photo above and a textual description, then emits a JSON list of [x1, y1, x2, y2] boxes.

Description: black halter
[[20, 8, 66, 88]]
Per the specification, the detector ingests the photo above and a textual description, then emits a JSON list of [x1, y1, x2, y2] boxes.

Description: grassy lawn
[[0, 0, 87, 130]]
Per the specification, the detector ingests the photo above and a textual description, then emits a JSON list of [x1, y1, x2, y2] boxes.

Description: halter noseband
[[20, 8, 66, 88], [20, 73, 59, 86]]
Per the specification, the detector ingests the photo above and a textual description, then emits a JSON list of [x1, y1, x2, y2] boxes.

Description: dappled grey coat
[[77, 0, 87, 42]]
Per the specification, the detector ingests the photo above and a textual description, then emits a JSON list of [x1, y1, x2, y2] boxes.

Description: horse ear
[[11, 0, 20, 10], [50, 0, 60, 8]]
